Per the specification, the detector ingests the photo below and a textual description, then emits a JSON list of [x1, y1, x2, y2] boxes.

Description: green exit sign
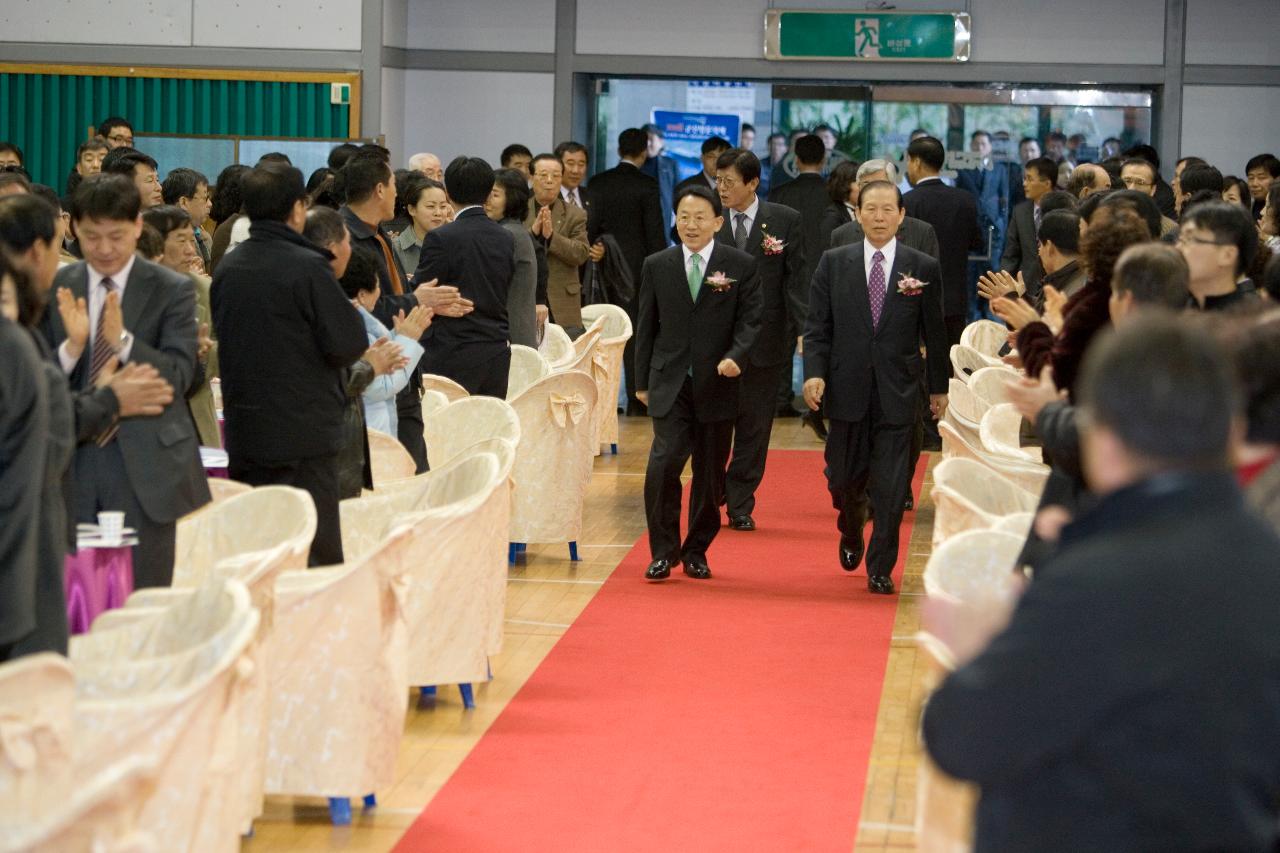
[[765, 10, 971, 62]]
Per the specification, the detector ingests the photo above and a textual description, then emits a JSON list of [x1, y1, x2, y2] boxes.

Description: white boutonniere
[[760, 223, 785, 256], [897, 273, 927, 296], [705, 271, 735, 292]]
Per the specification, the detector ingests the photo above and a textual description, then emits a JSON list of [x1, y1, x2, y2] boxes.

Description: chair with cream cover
[[420, 373, 469, 401], [558, 325, 602, 377], [265, 522, 416, 825], [70, 579, 260, 853], [992, 511, 1035, 539], [422, 395, 521, 469], [580, 304, 633, 455], [0, 653, 76, 829], [539, 322, 574, 366], [923, 528, 1026, 606], [980, 403, 1043, 464], [207, 477, 252, 504], [340, 450, 510, 708], [420, 388, 450, 421], [173, 485, 316, 586], [368, 427, 416, 485], [960, 319, 1009, 357], [967, 366, 1017, 408], [950, 343, 1002, 379], [938, 420, 1050, 496], [930, 458, 1039, 546], [508, 371, 599, 561], [941, 378, 986, 449], [507, 344, 551, 400]]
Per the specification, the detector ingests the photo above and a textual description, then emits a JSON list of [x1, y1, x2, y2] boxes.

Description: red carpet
[[395, 450, 925, 852]]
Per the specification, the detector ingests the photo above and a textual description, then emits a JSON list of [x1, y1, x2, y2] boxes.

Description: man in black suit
[[1000, 156, 1057, 306], [640, 123, 678, 237], [415, 156, 516, 398], [803, 181, 949, 595], [46, 174, 211, 587], [714, 148, 805, 530], [923, 315, 1280, 850], [673, 135, 730, 198], [636, 186, 761, 581], [587, 128, 667, 414], [214, 163, 368, 566], [903, 136, 983, 351], [831, 161, 940, 258]]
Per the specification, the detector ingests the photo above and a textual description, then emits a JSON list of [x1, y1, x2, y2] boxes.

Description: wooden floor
[[243, 416, 939, 852]]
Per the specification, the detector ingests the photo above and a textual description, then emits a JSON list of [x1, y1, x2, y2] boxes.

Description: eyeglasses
[[1176, 233, 1229, 247], [1121, 177, 1153, 188], [714, 175, 740, 189], [107, 134, 134, 146], [675, 214, 714, 226]]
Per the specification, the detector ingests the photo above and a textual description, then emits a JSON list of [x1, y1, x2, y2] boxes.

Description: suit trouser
[[435, 346, 510, 399], [725, 359, 787, 517], [644, 376, 734, 561], [231, 454, 342, 568], [75, 441, 176, 589], [777, 318, 801, 410], [824, 386, 912, 579]]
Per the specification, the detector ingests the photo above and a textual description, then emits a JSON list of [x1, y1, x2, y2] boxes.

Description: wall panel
[[397, 70, 554, 166]]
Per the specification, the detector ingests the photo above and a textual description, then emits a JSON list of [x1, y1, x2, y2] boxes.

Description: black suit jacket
[[587, 163, 666, 291], [803, 242, 949, 425], [768, 172, 830, 303], [830, 215, 940, 261], [415, 206, 515, 361], [903, 178, 983, 318], [212, 220, 368, 464], [47, 258, 211, 524], [1000, 200, 1043, 300], [715, 202, 805, 367], [923, 472, 1280, 851], [635, 242, 762, 422], [641, 153, 678, 231], [955, 163, 1010, 244]]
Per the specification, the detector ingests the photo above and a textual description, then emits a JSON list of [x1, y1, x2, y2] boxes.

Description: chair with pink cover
[[264, 522, 417, 825], [69, 579, 259, 853]]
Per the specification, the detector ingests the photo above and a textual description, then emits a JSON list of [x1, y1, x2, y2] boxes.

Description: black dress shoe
[[903, 494, 914, 512], [728, 514, 755, 531], [867, 575, 896, 595], [800, 410, 828, 441], [682, 557, 712, 579], [644, 558, 675, 581], [839, 532, 864, 571]]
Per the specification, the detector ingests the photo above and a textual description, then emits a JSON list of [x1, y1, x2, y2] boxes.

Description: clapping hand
[[413, 278, 474, 318], [991, 296, 1041, 332], [101, 291, 124, 351], [56, 287, 90, 359], [393, 304, 433, 340], [531, 206, 554, 239], [362, 337, 407, 376], [1041, 285, 1067, 335], [106, 361, 174, 417], [977, 269, 1023, 302], [1007, 366, 1064, 422]]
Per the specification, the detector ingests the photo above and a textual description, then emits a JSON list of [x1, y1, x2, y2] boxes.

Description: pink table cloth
[[64, 543, 135, 634]]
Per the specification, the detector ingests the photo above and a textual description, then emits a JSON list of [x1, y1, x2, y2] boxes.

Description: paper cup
[[98, 511, 125, 544]]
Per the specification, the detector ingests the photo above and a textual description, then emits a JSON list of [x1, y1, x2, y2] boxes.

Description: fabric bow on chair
[[548, 392, 589, 427]]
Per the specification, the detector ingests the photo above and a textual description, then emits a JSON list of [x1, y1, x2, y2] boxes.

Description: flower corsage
[[705, 271, 735, 292], [897, 273, 927, 296]]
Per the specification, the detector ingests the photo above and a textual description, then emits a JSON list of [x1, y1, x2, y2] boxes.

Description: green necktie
[[688, 252, 703, 301]]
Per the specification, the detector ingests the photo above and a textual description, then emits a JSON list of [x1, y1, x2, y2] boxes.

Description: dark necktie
[[869, 250, 886, 328], [90, 277, 120, 444], [734, 213, 749, 250]]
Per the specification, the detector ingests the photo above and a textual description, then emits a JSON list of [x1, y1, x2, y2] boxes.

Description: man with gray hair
[[407, 152, 443, 182], [831, 159, 939, 259]]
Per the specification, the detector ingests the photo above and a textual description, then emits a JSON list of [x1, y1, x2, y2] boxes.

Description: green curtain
[[0, 72, 350, 191]]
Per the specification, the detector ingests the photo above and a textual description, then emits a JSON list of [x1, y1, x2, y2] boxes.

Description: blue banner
[[651, 110, 742, 182]]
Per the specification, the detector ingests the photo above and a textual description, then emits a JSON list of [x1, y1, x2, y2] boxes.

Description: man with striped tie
[[45, 173, 210, 588], [802, 181, 949, 595]]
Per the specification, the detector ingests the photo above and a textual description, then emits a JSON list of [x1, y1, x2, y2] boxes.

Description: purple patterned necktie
[[868, 250, 886, 328]]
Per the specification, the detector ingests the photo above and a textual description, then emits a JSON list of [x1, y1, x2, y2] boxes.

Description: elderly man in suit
[[588, 128, 668, 414], [713, 148, 805, 531], [45, 174, 210, 588], [636, 185, 761, 582], [804, 181, 949, 595], [526, 152, 590, 336], [831, 159, 940, 257]]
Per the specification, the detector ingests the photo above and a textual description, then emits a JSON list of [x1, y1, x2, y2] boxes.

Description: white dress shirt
[[59, 255, 137, 374], [561, 186, 586, 208], [863, 237, 897, 285], [727, 196, 760, 246], [682, 240, 715, 282]]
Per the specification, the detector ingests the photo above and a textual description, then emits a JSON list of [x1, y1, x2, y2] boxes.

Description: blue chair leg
[[508, 542, 517, 564], [328, 797, 352, 825], [420, 685, 437, 700], [516, 542, 526, 553], [459, 683, 475, 709], [568, 541, 580, 561], [611, 443, 618, 455], [363, 793, 377, 809], [486, 658, 493, 681]]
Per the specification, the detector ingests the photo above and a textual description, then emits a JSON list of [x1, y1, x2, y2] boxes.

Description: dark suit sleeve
[[414, 230, 449, 292], [128, 274, 198, 396], [782, 211, 809, 328], [0, 325, 48, 639], [918, 256, 950, 396], [311, 268, 368, 369], [1036, 400, 1081, 481], [1001, 207, 1023, 273], [802, 252, 834, 381], [964, 195, 985, 252], [922, 566, 1126, 785], [641, 184, 666, 257], [919, 222, 941, 263], [726, 259, 762, 367], [635, 257, 658, 393]]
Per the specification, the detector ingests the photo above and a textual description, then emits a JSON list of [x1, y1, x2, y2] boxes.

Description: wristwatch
[[112, 330, 133, 355]]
